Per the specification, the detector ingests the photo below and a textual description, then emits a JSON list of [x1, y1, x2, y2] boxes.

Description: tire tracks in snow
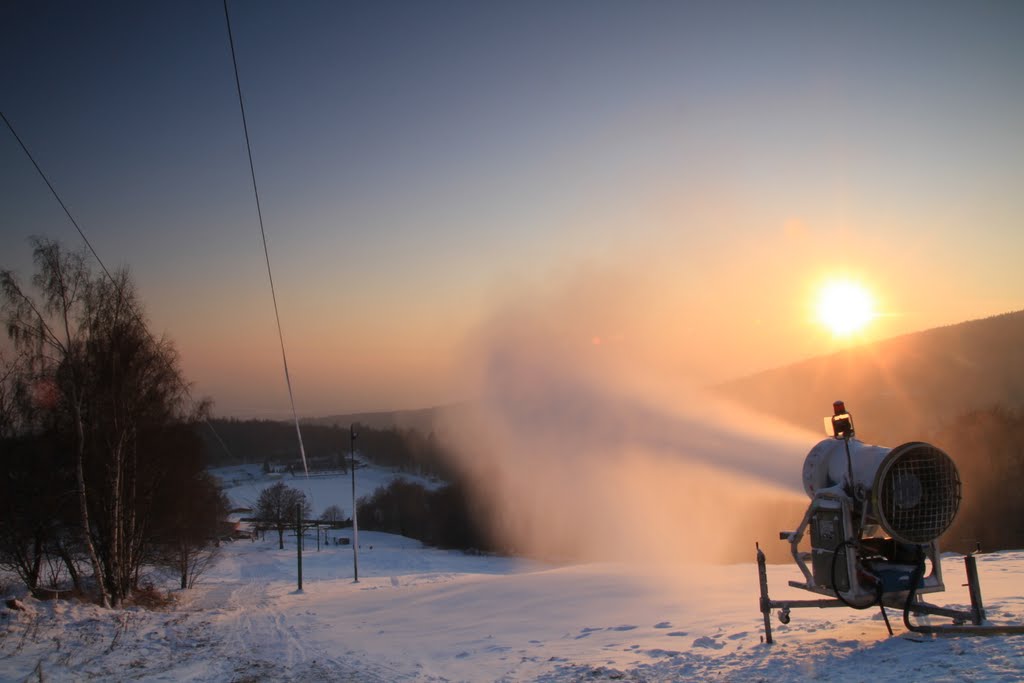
[[2, 577, 439, 682], [182, 578, 409, 682]]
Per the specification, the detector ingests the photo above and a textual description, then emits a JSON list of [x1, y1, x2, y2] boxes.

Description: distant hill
[[715, 310, 1024, 445], [717, 310, 1024, 553], [305, 311, 1024, 446], [303, 407, 432, 432], [302, 403, 468, 434]]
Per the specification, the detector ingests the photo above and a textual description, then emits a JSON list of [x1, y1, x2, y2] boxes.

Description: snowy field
[[2, 530, 1023, 682]]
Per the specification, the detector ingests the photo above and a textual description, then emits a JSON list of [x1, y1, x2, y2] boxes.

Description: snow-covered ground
[[212, 461, 442, 517], [2, 530, 1023, 682]]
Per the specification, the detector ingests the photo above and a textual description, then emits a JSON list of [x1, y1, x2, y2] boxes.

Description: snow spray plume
[[440, 269, 820, 565]]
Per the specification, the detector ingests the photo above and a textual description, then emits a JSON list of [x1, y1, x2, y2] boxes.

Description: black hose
[[903, 545, 927, 632], [830, 540, 882, 610]]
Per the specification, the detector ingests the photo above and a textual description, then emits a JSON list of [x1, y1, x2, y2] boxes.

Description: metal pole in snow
[[351, 423, 359, 583], [296, 501, 303, 591]]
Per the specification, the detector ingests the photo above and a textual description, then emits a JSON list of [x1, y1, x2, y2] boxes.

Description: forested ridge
[[718, 310, 1024, 552], [199, 418, 457, 481]]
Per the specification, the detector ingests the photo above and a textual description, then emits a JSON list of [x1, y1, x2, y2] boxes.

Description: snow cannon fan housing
[[802, 439, 962, 544]]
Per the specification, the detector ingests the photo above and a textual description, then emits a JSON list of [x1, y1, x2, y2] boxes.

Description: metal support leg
[[757, 543, 773, 644], [965, 554, 986, 625]]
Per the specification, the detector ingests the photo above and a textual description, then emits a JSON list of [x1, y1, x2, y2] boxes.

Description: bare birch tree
[[1, 238, 209, 605], [1, 239, 109, 605]]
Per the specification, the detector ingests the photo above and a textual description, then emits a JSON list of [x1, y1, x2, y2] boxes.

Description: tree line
[[933, 405, 1024, 552], [356, 478, 494, 551], [248, 477, 495, 554], [200, 418, 458, 481], [0, 239, 227, 603]]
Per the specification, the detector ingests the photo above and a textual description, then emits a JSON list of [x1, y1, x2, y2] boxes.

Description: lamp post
[[296, 501, 303, 592], [350, 423, 359, 583]]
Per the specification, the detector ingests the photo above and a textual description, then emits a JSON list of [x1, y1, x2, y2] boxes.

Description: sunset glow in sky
[[2, 1, 1022, 416]]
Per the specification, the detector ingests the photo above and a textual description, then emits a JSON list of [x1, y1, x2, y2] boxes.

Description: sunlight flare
[[816, 280, 875, 336]]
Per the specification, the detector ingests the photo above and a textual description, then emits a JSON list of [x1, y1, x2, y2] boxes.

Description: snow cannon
[[755, 401, 1024, 642], [801, 438, 961, 545]]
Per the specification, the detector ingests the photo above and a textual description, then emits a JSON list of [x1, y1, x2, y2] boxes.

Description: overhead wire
[[0, 109, 235, 461], [1, 111, 116, 286], [222, 0, 309, 476]]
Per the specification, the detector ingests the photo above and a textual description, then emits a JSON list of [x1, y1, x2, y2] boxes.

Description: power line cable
[[1, 111, 116, 286], [0, 108, 235, 461], [222, 0, 309, 476]]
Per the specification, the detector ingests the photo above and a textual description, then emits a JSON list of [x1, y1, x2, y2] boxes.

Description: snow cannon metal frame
[[756, 401, 1024, 641]]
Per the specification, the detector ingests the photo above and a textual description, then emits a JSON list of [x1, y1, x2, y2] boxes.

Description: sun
[[816, 280, 875, 336]]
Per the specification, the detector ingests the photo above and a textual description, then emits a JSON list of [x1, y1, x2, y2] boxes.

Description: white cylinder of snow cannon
[[802, 438, 888, 497], [802, 438, 962, 544]]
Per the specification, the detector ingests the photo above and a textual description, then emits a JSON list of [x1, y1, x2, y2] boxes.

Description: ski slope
[[3, 530, 1023, 681]]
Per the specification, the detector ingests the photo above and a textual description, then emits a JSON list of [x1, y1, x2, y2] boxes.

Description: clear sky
[[2, 1, 1022, 417]]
